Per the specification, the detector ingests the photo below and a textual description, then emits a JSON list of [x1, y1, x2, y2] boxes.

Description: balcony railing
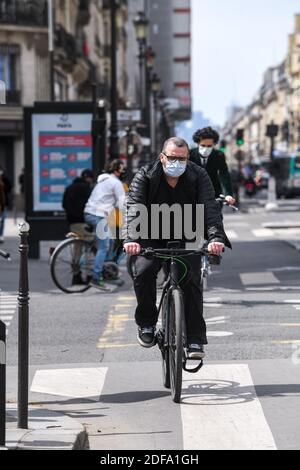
[[55, 25, 78, 68], [0, 0, 48, 27], [77, 0, 91, 26]]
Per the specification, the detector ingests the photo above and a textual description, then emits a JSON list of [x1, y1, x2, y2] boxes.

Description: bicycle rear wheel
[[50, 238, 93, 293], [169, 288, 184, 403], [161, 291, 170, 389]]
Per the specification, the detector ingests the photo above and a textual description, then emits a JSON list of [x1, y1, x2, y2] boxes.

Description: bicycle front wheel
[[50, 238, 93, 293], [169, 288, 184, 403]]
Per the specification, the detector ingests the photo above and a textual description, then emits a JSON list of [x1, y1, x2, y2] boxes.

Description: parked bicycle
[[201, 195, 238, 290], [50, 226, 124, 294], [139, 243, 221, 403]]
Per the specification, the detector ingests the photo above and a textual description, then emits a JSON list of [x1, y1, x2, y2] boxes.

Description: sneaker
[[187, 343, 205, 360], [137, 326, 156, 348], [89, 277, 111, 291]]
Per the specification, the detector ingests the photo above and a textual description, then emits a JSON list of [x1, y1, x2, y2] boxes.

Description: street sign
[[117, 109, 141, 122]]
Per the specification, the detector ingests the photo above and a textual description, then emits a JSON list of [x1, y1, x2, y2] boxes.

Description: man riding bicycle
[[123, 138, 231, 359], [190, 127, 236, 206]]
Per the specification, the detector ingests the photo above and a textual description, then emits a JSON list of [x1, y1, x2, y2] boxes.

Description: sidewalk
[[5, 405, 88, 450]]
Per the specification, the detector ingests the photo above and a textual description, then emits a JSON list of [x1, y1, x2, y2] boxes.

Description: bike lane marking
[[180, 363, 277, 450], [252, 229, 275, 238], [240, 272, 280, 286], [31, 368, 108, 398]]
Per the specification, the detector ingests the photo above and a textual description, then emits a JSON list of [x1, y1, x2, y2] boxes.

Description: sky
[[192, 0, 300, 126]]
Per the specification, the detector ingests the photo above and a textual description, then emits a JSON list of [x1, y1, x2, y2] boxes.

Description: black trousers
[[130, 253, 207, 345]]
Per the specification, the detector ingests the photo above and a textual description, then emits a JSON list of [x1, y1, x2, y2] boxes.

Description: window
[[0, 44, 20, 91]]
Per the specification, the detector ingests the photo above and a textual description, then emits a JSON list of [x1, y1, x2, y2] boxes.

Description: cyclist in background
[[63, 169, 94, 237], [84, 160, 125, 290], [190, 127, 236, 206]]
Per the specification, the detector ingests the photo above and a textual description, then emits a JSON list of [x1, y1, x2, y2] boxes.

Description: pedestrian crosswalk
[[29, 361, 280, 450], [224, 225, 300, 242], [0, 292, 18, 335]]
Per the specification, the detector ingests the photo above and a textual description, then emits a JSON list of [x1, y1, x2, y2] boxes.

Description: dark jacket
[[1, 175, 12, 208], [62, 178, 92, 224], [123, 159, 231, 248], [190, 148, 233, 198], [0, 180, 5, 213]]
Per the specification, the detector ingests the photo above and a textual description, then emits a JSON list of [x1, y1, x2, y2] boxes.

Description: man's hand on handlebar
[[225, 195, 236, 206], [124, 242, 142, 255], [208, 242, 225, 256]]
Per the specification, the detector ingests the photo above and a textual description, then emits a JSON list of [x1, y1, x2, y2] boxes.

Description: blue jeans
[[84, 213, 110, 282], [0, 211, 6, 237]]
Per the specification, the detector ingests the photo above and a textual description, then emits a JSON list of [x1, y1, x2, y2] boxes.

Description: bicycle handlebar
[[140, 247, 222, 259], [216, 194, 239, 212], [0, 249, 11, 260]]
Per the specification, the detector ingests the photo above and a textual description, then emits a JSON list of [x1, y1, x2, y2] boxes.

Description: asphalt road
[[2, 196, 300, 450]]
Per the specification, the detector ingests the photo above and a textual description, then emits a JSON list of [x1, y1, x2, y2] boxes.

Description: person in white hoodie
[[84, 160, 125, 290]]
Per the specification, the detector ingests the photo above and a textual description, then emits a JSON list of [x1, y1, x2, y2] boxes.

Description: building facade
[[0, 0, 129, 199], [222, 14, 300, 168]]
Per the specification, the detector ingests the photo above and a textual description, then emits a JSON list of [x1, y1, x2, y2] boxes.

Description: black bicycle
[[50, 226, 124, 294], [139, 243, 221, 403]]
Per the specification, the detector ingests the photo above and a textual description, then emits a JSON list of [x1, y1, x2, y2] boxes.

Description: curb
[[6, 405, 88, 450]]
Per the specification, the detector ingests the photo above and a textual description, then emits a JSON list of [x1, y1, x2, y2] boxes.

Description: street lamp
[[133, 11, 149, 109], [109, 0, 120, 160], [145, 45, 156, 70], [150, 73, 161, 153]]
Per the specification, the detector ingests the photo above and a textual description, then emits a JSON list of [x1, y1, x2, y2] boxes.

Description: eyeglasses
[[162, 153, 188, 163]]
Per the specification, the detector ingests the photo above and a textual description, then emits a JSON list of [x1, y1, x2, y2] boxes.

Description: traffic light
[[236, 129, 244, 146], [220, 139, 227, 154], [266, 124, 279, 138]]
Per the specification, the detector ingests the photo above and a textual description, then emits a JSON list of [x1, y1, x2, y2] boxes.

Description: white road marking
[[204, 303, 222, 308], [206, 316, 230, 325], [268, 267, 300, 272], [207, 331, 233, 337], [284, 300, 300, 304], [31, 368, 108, 398], [252, 229, 275, 238], [211, 288, 242, 293], [246, 286, 300, 291], [181, 364, 277, 450], [225, 230, 238, 239], [240, 272, 280, 286]]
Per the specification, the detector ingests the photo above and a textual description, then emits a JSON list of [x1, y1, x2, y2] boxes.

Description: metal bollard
[[17, 221, 30, 429], [0, 320, 5, 446]]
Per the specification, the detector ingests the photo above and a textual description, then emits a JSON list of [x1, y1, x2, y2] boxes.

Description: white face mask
[[199, 146, 213, 158]]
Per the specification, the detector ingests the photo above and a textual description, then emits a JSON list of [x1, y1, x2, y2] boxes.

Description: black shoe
[[72, 274, 86, 286], [137, 326, 156, 348], [187, 343, 205, 359]]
